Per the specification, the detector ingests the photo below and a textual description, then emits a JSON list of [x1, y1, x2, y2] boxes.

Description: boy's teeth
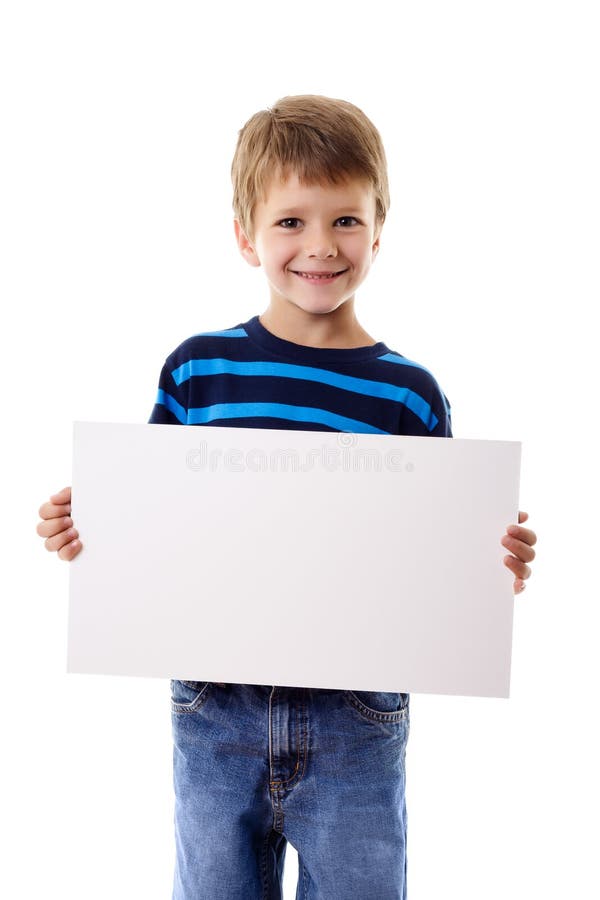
[[298, 272, 339, 279]]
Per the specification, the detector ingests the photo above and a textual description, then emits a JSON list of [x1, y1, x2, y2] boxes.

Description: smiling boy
[[237, 170, 382, 349], [37, 95, 536, 899]]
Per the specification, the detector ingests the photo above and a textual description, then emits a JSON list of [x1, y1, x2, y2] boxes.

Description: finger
[[518, 510, 529, 524], [501, 534, 536, 562], [50, 486, 72, 504], [44, 527, 79, 553], [38, 499, 72, 520], [513, 578, 526, 594], [57, 538, 82, 561], [38, 487, 72, 519], [37, 516, 73, 538], [506, 525, 537, 546], [504, 555, 532, 581]]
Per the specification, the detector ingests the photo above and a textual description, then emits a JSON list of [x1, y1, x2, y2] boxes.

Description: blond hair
[[231, 94, 390, 242]]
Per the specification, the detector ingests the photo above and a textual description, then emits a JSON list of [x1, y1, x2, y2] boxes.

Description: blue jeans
[[170, 681, 409, 899]]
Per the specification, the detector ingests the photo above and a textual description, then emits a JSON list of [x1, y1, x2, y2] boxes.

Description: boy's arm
[[36, 356, 189, 562], [147, 356, 189, 425], [428, 382, 537, 594]]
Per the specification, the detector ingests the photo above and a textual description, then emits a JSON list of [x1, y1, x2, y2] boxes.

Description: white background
[[2, 1, 598, 897]]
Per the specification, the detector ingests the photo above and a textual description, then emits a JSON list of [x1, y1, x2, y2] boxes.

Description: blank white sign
[[68, 422, 521, 698]]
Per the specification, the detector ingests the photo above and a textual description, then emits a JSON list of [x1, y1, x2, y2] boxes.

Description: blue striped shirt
[[148, 315, 452, 438]]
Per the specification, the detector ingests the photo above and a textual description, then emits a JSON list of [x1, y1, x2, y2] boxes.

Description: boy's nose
[[307, 250, 337, 261], [305, 235, 338, 259], [301, 223, 338, 259]]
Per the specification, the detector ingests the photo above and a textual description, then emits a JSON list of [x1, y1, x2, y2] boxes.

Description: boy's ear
[[372, 217, 386, 259], [233, 219, 261, 268]]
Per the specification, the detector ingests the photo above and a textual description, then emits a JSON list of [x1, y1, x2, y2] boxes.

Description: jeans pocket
[[170, 679, 212, 714], [344, 689, 409, 723]]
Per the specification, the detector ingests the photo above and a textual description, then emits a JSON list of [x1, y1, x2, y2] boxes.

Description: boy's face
[[234, 170, 381, 320]]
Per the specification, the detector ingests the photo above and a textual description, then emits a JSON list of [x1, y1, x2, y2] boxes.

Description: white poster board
[[68, 422, 521, 698]]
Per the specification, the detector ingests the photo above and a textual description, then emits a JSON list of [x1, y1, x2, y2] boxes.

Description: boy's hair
[[231, 94, 390, 242]]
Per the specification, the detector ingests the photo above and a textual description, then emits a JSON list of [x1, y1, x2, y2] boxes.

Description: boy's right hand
[[36, 486, 82, 561]]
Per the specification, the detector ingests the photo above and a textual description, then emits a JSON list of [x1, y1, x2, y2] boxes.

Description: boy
[[37, 95, 537, 899]]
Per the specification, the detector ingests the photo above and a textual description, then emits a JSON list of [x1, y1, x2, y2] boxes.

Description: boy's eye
[[277, 216, 359, 229]]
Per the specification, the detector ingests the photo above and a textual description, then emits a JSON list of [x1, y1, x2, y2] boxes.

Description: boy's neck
[[258, 302, 377, 350]]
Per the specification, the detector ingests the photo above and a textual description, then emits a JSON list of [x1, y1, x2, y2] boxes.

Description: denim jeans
[[170, 680, 409, 899]]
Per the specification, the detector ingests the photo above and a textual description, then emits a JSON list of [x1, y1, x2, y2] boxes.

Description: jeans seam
[[260, 829, 270, 900], [302, 861, 310, 900], [344, 690, 409, 724], [170, 681, 212, 714], [269, 696, 308, 790]]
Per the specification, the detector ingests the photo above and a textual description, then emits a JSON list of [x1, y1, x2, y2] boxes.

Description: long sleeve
[[429, 384, 453, 438], [147, 357, 190, 425]]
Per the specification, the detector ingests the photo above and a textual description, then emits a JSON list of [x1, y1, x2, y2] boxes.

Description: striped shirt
[[148, 315, 452, 438]]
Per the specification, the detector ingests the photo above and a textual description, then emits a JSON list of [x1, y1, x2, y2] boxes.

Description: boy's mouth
[[291, 269, 348, 281]]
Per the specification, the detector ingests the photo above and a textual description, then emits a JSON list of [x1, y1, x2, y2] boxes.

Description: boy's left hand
[[501, 510, 537, 594]]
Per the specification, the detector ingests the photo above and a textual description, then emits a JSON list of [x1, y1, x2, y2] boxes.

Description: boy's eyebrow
[[271, 206, 367, 217]]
